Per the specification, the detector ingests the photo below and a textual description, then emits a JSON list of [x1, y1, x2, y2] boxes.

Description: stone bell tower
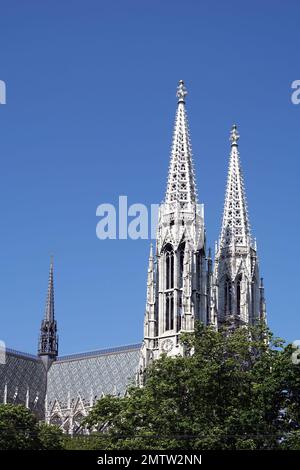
[[140, 81, 209, 372]]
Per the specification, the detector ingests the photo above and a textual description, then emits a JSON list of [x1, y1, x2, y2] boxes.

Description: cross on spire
[[176, 80, 187, 103], [230, 124, 240, 146]]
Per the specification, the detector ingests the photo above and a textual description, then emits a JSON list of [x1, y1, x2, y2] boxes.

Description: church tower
[[140, 81, 208, 372], [213, 125, 266, 327], [38, 258, 58, 369]]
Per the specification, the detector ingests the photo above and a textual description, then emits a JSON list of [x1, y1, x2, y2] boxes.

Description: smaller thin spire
[[44, 256, 54, 322], [38, 257, 58, 366], [259, 277, 267, 323], [25, 387, 29, 408], [3, 383, 7, 404], [146, 242, 155, 304]]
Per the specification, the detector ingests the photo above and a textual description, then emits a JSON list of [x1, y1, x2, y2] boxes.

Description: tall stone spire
[[213, 125, 265, 327], [219, 124, 251, 249], [165, 80, 198, 208], [45, 257, 55, 323], [259, 277, 267, 323], [38, 258, 58, 369], [139, 243, 157, 379], [140, 81, 207, 374]]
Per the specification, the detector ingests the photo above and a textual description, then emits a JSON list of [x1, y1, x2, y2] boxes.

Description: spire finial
[[176, 80, 187, 103], [230, 124, 240, 146]]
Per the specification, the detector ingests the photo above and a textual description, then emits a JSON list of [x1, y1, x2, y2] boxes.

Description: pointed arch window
[[251, 281, 256, 321], [165, 244, 174, 290], [179, 242, 185, 288], [224, 277, 232, 315], [165, 293, 174, 331], [50, 414, 63, 427], [177, 293, 182, 332], [236, 274, 242, 316]]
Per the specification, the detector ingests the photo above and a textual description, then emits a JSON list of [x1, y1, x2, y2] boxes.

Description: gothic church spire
[[44, 257, 55, 322], [219, 125, 251, 249], [140, 80, 207, 374], [213, 125, 264, 326], [38, 258, 58, 368], [165, 80, 198, 208]]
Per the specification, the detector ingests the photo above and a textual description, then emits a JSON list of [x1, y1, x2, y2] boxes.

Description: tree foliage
[[2, 324, 299, 450], [0, 404, 63, 450], [82, 323, 300, 450]]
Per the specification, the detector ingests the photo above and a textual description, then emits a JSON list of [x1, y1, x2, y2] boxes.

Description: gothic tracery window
[[236, 274, 242, 316], [165, 244, 174, 290], [165, 244, 174, 331], [224, 276, 232, 315], [165, 293, 174, 331], [179, 242, 185, 288], [50, 414, 63, 427]]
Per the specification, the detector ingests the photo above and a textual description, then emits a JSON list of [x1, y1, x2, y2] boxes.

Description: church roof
[[0, 349, 46, 419], [47, 343, 141, 410]]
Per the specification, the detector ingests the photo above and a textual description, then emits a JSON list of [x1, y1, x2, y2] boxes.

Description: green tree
[[38, 422, 64, 450], [0, 404, 40, 450], [0, 404, 63, 450], [82, 323, 300, 450]]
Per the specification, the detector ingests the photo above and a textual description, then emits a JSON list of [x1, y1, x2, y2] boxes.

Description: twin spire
[[36, 82, 258, 368], [165, 81, 251, 250], [165, 80, 198, 209], [219, 124, 251, 249]]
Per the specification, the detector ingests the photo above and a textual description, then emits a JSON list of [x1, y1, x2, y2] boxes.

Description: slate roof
[[47, 343, 141, 409], [0, 349, 46, 419]]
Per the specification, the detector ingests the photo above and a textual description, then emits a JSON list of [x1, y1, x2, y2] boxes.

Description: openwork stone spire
[[140, 80, 207, 377], [213, 125, 265, 327], [220, 125, 251, 248], [165, 80, 198, 209], [38, 258, 58, 367]]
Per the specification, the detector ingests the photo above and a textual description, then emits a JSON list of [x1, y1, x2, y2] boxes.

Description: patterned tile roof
[[0, 350, 46, 419], [47, 344, 141, 409]]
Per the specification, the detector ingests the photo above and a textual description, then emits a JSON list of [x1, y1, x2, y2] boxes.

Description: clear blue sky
[[0, 0, 299, 354]]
